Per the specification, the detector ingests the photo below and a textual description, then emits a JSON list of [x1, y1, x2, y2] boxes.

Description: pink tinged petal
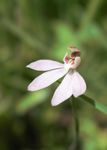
[[51, 73, 73, 106], [27, 60, 64, 71], [63, 53, 70, 64], [28, 68, 66, 91], [71, 71, 86, 97]]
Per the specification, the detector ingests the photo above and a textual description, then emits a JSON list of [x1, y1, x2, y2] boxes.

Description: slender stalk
[[72, 97, 80, 150]]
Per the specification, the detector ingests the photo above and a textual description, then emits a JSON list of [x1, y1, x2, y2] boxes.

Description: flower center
[[63, 47, 81, 72]]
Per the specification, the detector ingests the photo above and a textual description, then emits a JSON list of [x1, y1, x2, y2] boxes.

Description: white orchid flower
[[27, 47, 86, 106]]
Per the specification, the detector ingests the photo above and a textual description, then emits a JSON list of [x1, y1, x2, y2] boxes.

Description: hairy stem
[[72, 97, 80, 150]]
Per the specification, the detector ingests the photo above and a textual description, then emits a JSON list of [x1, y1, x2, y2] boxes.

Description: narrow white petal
[[71, 71, 86, 97], [28, 68, 66, 91], [27, 60, 64, 71], [51, 73, 73, 106]]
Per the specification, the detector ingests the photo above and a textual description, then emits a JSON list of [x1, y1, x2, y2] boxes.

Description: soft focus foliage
[[0, 0, 107, 149]]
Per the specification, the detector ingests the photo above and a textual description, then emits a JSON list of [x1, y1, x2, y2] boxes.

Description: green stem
[[72, 97, 80, 150]]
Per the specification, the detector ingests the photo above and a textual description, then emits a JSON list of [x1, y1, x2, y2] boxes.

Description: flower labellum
[[27, 47, 86, 106]]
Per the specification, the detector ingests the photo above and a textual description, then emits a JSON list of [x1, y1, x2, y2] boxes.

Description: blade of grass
[[80, 94, 107, 115], [16, 89, 49, 114], [2, 18, 46, 52]]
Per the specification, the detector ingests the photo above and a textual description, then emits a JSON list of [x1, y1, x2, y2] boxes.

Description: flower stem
[[72, 97, 80, 150]]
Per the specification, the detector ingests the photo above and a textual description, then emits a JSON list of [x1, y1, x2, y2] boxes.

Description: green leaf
[[16, 89, 49, 114], [80, 95, 107, 115]]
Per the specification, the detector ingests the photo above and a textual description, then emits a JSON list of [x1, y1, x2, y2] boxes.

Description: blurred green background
[[0, 0, 107, 149]]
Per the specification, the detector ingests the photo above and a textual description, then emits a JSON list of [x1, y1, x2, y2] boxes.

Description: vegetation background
[[0, 0, 107, 149]]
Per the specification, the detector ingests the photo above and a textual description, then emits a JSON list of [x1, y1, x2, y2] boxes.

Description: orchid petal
[[27, 60, 64, 71], [51, 72, 73, 106], [71, 71, 86, 97], [28, 68, 66, 91]]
